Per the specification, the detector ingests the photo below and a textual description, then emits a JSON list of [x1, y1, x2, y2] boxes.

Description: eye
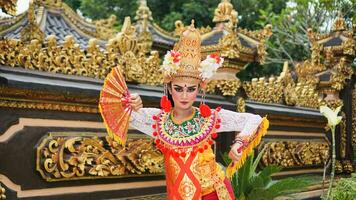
[[187, 87, 197, 92], [174, 87, 183, 92]]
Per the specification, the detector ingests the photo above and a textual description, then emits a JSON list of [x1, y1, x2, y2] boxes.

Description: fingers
[[129, 94, 143, 111], [229, 142, 243, 161], [229, 149, 242, 161]]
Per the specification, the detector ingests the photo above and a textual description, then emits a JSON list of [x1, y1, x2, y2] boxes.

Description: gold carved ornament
[[94, 15, 118, 40], [261, 141, 330, 168], [331, 57, 353, 91], [0, 0, 17, 16], [236, 97, 245, 113], [218, 32, 241, 59], [0, 184, 5, 200], [174, 20, 212, 37], [0, 18, 163, 85], [213, 0, 238, 30], [20, 0, 45, 44], [206, 79, 241, 96], [37, 134, 164, 181], [238, 24, 273, 64]]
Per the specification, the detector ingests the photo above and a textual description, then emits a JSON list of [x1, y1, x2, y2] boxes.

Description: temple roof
[[0, 1, 113, 48]]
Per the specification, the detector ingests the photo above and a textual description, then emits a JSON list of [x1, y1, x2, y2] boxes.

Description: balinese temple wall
[[0, 0, 355, 199]]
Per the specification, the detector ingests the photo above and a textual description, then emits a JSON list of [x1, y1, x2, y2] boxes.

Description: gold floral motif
[[0, 85, 98, 104], [332, 15, 346, 32], [20, 0, 45, 43], [135, 0, 153, 22], [206, 79, 241, 96], [0, 99, 98, 113], [0, 184, 5, 200], [174, 20, 212, 37], [335, 160, 343, 174], [140, 51, 163, 85], [213, 0, 238, 29], [36, 0, 62, 7], [261, 141, 330, 168], [115, 17, 138, 54], [331, 57, 353, 91], [238, 24, 273, 41], [341, 160, 354, 173], [335, 160, 354, 174], [138, 30, 153, 54], [218, 32, 241, 59], [0, 0, 17, 16], [236, 97, 245, 113], [0, 17, 162, 84], [286, 81, 321, 108], [244, 76, 284, 104], [94, 15, 118, 40], [36, 134, 164, 181], [342, 39, 355, 56]]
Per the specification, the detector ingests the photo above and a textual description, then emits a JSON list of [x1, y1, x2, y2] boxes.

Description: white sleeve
[[130, 107, 161, 137], [218, 109, 262, 137]]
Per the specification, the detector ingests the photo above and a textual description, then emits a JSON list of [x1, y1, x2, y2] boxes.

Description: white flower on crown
[[199, 53, 224, 80], [161, 50, 181, 75]]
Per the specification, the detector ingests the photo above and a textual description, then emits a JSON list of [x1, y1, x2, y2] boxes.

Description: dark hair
[[167, 83, 175, 107]]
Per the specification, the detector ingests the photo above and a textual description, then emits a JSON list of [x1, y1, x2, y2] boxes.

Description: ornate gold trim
[[261, 140, 330, 168], [36, 133, 164, 181], [0, 98, 98, 113], [0, 173, 165, 198], [0, 0, 17, 16], [0, 118, 105, 143]]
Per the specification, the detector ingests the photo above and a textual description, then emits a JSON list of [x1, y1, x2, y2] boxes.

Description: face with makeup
[[168, 80, 199, 111]]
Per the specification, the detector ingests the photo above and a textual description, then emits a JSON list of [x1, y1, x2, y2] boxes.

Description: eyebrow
[[173, 85, 197, 89]]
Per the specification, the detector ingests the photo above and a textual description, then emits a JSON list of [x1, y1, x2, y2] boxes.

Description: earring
[[160, 84, 172, 112], [199, 89, 211, 117]]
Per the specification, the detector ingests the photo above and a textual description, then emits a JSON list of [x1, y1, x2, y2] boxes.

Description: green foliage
[[148, 0, 219, 31], [257, 0, 355, 66], [75, 0, 138, 25], [222, 148, 313, 200], [231, 0, 286, 30], [63, 0, 81, 11], [331, 173, 356, 200]]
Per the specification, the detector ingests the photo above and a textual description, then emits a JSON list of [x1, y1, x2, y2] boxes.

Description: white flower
[[319, 105, 342, 127], [199, 54, 224, 80], [161, 50, 181, 75]]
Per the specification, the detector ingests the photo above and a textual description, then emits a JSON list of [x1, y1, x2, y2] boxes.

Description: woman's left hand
[[228, 142, 242, 161]]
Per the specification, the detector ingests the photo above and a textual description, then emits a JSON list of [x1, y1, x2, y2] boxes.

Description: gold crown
[[167, 20, 202, 83]]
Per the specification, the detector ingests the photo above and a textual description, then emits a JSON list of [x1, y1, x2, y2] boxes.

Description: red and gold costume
[[100, 21, 269, 200]]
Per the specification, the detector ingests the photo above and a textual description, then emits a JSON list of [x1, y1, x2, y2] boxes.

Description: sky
[[0, 0, 30, 18]]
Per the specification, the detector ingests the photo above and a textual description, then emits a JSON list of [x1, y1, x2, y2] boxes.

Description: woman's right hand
[[129, 93, 143, 111]]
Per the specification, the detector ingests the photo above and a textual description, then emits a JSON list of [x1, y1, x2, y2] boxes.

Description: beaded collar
[[151, 107, 222, 156]]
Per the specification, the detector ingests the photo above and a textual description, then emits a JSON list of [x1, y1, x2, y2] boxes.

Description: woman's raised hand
[[129, 93, 143, 111]]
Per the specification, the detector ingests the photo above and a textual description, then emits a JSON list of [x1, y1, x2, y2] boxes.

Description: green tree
[[78, 0, 138, 25], [63, 0, 81, 11], [238, 0, 355, 80]]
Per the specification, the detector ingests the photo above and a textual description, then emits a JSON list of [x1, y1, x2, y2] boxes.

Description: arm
[[128, 93, 160, 137], [218, 109, 263, 136], [130, 108, 160, 137], [218, 109, 269, 178]]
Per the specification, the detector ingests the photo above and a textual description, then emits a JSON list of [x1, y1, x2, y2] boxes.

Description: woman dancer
[[102, 22, 268, 200]]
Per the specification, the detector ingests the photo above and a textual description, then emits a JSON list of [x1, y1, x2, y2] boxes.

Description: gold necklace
[[171, 108, 196, 125]]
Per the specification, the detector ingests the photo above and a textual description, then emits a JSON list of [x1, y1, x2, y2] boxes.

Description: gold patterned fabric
[[152, 109, 233, 199]]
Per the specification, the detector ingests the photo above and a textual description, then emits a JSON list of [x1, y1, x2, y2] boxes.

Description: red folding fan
[[99, 67, 131, 146]]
